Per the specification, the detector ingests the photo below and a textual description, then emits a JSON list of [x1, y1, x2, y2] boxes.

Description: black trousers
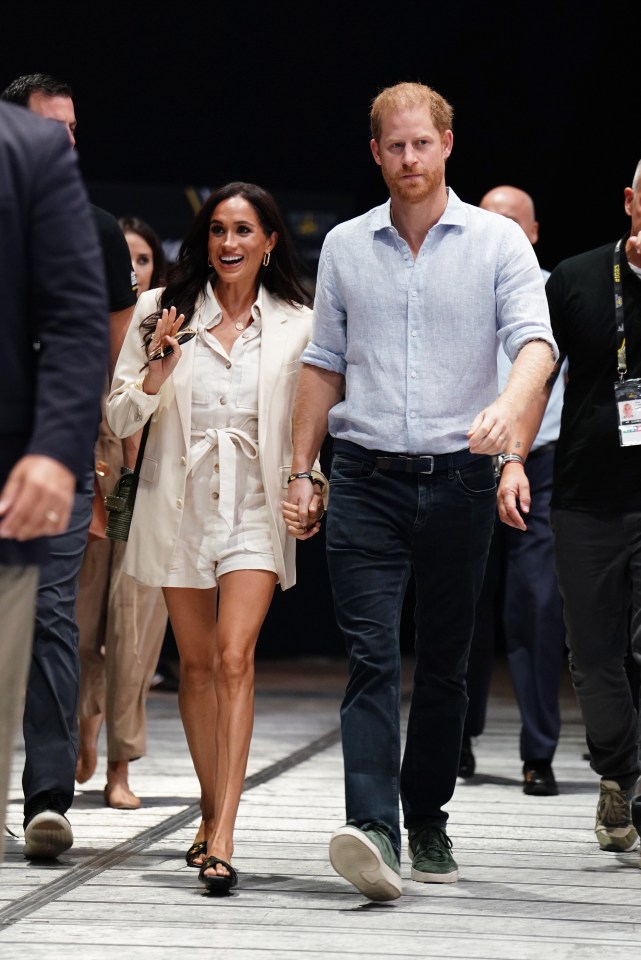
[[465, 448, 566, 762], [551, 506, 641, 788]]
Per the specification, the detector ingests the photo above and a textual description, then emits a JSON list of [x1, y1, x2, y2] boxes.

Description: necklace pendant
[[234, 320, 245, 331]]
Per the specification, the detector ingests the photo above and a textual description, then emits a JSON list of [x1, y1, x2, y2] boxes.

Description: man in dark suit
[[0, 100, 108, 862], [1, 74, 137, 859]]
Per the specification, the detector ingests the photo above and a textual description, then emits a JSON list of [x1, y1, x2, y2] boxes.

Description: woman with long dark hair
[[106, 183, 325, 892]]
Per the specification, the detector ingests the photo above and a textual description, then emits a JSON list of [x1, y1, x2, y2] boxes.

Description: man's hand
[[467, 398, 515, 455], [281, 478, 324, 539], [626, 230, 641, 270], [497, 462, 531, 531], [0, 455, 76, 540]]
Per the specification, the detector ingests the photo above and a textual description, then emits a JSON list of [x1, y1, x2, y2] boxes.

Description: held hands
[[497, 461, 531, 531], [0, 455, 75, 541], [467, 398, 515, 455], [281, 477, 324, 540], [142, 307, 186, 395]]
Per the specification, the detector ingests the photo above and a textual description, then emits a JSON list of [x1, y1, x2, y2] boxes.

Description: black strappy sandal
[[185, 840, 207, 867], [198, 855, 238, 894]]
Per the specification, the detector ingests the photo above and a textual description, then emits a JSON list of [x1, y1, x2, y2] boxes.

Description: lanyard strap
[[614, 237, 626, 379]]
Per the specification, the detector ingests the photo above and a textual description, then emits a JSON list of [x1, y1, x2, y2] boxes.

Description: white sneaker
[[329, 824, 402, 901], [23, 810, 73, 859]]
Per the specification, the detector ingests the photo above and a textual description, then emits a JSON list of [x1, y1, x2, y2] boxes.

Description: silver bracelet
[[497, 453, 524, 474]]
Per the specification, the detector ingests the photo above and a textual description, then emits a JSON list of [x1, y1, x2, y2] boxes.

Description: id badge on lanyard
[[615, 379, 641, 446], [612, 237, 641, 446]]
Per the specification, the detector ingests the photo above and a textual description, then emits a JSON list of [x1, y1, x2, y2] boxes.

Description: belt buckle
[[400, 454, 434, 474]]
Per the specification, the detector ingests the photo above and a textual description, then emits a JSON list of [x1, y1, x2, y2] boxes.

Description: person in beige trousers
[[75, 218, 168, 810]]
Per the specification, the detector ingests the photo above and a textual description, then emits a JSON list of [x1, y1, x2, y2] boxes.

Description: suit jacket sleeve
[[25, 122, 109, 478]]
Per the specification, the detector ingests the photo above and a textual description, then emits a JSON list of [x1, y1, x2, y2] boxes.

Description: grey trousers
[[552, 507, 641, 788], [0, 566, 38, 861]]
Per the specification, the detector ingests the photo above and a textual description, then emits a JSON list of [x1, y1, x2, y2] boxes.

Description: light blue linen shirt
[[496, 268, 566, 451], [301, 188, 558, 454]]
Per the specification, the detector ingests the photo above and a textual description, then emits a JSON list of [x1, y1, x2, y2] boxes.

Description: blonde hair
[[370, 82, 454, 141]]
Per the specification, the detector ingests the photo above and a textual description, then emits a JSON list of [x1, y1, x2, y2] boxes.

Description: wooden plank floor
[[1, 655, 640, 959]]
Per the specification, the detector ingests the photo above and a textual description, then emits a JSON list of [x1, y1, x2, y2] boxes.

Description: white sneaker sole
[[330, 826, 402, 901], [23, 811, 73, 859]]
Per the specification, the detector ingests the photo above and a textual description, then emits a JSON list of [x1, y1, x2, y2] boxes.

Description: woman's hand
[[281, 490, 324, 540], [142, 307, 186, 395]]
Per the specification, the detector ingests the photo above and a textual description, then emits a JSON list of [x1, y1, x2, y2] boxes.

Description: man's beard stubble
[[384, 160, 446, 204]]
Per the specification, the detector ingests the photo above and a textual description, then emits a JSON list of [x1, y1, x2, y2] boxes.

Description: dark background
[[3, 3, 637, 271], [3, 3, 637, 657]]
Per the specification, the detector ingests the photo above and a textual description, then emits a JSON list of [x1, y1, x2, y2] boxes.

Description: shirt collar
[[369, 187, 468, 234], [200, 282, 264, 330]]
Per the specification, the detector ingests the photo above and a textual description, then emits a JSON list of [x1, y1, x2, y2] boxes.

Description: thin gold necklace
[[224, 307, 253, 331]]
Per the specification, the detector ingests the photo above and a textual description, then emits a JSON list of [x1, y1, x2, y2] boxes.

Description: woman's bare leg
[[162, 586, 218, 854], [203, 569, 277, 879]]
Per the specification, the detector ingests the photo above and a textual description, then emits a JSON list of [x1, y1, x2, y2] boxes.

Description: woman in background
[[107, 182, 324, 892], [119, 216, 167, 295], [75, 216, 169, 809]]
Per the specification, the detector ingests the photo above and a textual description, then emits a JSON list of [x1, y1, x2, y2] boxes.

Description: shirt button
[[181, 456, 187, 466], [214, 463, 220, 473], [411, 371, 417, 379], [226, 361, 232, 369], [220, 396, 227, 405], [410, 412, 416, 419], [411, 330, 417, 337], [212, 491, 219, 500], [176, 498, 183, 508], [411, 291, 417, 299]]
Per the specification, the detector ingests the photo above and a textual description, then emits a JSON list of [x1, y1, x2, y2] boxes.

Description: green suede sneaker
[[408, 824, 458, 883], [329, 822, 402, 901], [595, 779, 639, 852]]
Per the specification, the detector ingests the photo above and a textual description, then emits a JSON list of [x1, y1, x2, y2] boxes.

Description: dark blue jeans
[[326, 442, 497, 856], [22, 467, 94, 820]]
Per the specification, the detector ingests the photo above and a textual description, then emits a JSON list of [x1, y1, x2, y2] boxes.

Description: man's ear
[[370, 138, 382, 167]]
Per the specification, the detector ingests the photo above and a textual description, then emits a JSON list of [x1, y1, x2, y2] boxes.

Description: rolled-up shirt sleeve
[[494, 223, 559, 363], [300, 239, 347, 375]]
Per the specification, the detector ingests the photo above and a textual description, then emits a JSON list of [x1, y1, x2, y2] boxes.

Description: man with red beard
[[284, 82, 558, 901]]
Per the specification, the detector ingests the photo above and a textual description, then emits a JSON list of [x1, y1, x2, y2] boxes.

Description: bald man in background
[[460, 186, 567, 796]]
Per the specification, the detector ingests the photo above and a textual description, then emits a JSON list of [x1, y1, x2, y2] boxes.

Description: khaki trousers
[[76, 538, 167, 762], [76, 411, 167, 764], [0, 566, 38, 861]]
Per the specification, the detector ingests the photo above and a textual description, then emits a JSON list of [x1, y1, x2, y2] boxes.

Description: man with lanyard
[[285, 81, 557, 901], [499, 159, 641, 855]]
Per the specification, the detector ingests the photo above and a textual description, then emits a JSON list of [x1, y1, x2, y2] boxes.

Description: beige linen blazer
[[106, 284, 313, 590]]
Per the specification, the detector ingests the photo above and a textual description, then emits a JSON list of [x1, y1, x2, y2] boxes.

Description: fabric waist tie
[[188, 427, 259, 530]]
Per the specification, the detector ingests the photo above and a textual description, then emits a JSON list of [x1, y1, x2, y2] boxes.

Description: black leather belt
[[333, 439, 482, 475]]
